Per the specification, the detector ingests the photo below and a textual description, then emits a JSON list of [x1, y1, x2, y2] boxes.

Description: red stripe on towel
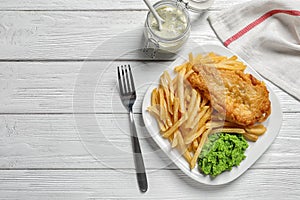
[[224, 10, 300, 47]]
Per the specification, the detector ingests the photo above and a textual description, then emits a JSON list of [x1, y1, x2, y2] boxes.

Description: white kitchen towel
[[208, 0, 300, 100]]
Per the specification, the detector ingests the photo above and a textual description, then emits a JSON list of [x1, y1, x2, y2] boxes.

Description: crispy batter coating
[[188, 64, 271, 126]]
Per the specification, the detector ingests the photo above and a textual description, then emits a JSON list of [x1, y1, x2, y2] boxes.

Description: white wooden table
[[0, 0, 299, 199]]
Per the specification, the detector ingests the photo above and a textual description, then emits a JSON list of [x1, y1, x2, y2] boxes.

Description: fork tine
[[117, 66, 124, 94], [121, 65, 127, 93], [128, 65, 136, 93], [125, 65, 131, 92]]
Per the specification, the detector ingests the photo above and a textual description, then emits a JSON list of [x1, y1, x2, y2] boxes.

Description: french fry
[[229, 55, 238, 60], [208, 52, 217, 57], [222, 58, 246, 66], [184, 86, 191, 100], [147, 106, 167, 132], [193, 52, 247, 71], [210, 55, 227, 62], [171, 131, 179, 148], [158, 87, 165, 121], [178, 68, 186, 113], [176, 130, 185, 151], [164, 99, 173, 128], [194, 54, 203, 64], [197, 136, 201, 143], [197, 106, 210, 128], [151, 88, 158, 106], [174, 63, 187, 72], [184, 125, 206, 145], [185, 94, 201, 128], [162, 113, 188, 138], [177, 130, 192, 162], [168, 95, 173, 115], [168, 133, 174, 143], [192, 139, 199, 152], [184, 150, 192, 163], [215, 63, 246, 71], [210, 128, 246, 135], [186, 63, 193, 73], [158, 87, 173, 128], [188, 122, 200, 138], [179, 125, 190, 138], [187, 89, 197, 114], [160, 73, 173, 115], [245, 124, 266, 136], [206, 121, 242, 129], [172, 75, 178, 90], [198, 55, 214, 64], [211, 113, 226, 121], [186, 94, 191, 103], [243, 133, 258, 142], [187, 143, 193, 152], [200, 97, 208, 108], [190, 128, 211, 169], [184, 69, 194, 79], [173, 97, 179, 123], [189, 111, 202, 130], [146, 106, 159, 117], [164, 71, 175, 104]]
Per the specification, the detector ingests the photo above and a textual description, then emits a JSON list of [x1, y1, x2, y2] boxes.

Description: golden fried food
[[188, 64, 271, 126], [147, 52, 270, 170]]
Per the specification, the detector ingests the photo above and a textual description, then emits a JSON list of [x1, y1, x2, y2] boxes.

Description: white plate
[[142, 44, 282, 185]]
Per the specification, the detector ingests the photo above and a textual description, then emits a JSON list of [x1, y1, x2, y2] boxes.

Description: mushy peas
[[198, 133, 248, 177]]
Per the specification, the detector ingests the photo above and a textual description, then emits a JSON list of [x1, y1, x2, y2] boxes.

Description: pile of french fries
[[147, 52, 267, 170]]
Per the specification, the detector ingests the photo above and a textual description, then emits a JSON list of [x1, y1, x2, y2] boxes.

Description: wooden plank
[[0, 169, 298, 199], [0, 11, 220, 60], [0, 62, 299, 114], [0, 112, 299, 169], [0, 0, 244, 10]]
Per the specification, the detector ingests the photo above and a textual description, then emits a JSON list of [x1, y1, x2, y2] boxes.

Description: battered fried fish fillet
[[188, 65, 271, 126]]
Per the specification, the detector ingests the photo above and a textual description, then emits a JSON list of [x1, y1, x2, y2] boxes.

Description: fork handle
[[129, 110, 148, 193]]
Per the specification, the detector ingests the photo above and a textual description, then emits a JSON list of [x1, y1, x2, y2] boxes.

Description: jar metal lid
[[178, 0, 214, 12]]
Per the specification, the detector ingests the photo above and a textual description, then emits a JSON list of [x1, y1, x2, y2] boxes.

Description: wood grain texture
[[0, 11, 222, 60], [0, 0, 246, 10], [0, 0, 299, 198], [0, 169, 298, 199], [0, 112, 299, 169], [0, 62, 299, 114]]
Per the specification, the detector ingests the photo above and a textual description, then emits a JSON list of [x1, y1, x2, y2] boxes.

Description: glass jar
[[143, 0, 214, 58]]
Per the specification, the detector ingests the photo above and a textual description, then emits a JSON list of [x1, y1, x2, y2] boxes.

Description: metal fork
[[117, 64, 148, 193]]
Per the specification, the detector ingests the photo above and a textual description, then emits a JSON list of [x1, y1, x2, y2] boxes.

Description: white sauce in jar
[[148, 5, 188, 39]]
